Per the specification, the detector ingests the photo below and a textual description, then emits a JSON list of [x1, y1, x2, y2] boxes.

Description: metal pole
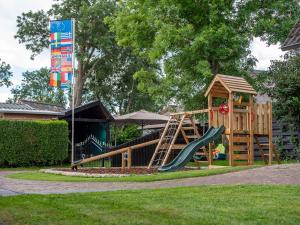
[[71, 18, 76, 164]]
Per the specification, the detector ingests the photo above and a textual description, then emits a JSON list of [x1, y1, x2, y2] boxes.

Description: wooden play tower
[[205, 74, 279, 166]]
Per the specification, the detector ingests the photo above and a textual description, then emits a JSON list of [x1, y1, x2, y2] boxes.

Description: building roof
[[114, 110, 169, 125], [204, 74, 257, 97], [0, 101, 64, 116], [282, 18, 300, 51], [21, 100, 64, 112], [61, 100, 114, 121]]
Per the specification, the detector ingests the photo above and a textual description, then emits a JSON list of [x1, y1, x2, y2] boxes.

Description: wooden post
[[268, 102, 273, 165], [208, 94, 213, 166], [228, 93, 234, 166], [121, 152, 126, 169], [127, 148, 132, 169], [249, 95, 254, 165]]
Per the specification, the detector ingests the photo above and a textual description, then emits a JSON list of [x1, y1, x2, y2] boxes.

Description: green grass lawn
[[6, 166, 259, 182], [0, 185, 299, 225]]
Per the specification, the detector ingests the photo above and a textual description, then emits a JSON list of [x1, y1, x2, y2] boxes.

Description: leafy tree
[[107, 0, 300, 109], [14, 0, 117, 107], [0, 59, 12, 87], [255, 52, 300, 124], [84, 47, 160, 114], [11, 68, 66, 106]]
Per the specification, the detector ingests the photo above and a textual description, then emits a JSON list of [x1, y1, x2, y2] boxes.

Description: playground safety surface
[[61, 167, 158, 174], [0, 164, 300, 196]]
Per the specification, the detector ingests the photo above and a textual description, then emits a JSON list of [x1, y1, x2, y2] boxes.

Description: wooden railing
[[209, 102, 272, 135]]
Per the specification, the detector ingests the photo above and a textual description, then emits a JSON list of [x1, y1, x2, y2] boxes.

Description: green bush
[[0, 120, 68, 167]]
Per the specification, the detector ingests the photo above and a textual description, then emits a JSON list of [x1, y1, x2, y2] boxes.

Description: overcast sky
[[0, 0, 285, 102]]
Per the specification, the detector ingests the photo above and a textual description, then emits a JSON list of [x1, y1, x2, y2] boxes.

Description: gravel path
[[0, 164, 300, 196]]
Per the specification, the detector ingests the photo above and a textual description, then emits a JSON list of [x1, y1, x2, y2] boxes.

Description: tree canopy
[[0, 59, 12, 88], [11, 68, 66, 106], [108, 0, 300, 109], [255, 52, 300, 124], [15, 0, 157, 112]]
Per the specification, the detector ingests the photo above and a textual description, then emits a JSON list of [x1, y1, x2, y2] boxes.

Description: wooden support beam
[[208, 94, 213, 166], [268, 102, 273, 165], [122, 153, 126, 169], [170, 109, 209, 116], [249, 95, 254, 165], [73, 139, 159, 167], [228, 93, 234, 166], [127, 148, 132, 169]]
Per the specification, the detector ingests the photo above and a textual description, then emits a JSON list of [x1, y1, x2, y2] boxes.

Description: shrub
[[0, 120, 68, 167]]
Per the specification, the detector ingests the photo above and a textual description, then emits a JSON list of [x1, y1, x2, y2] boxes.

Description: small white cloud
[[251, 38, 284, 70]]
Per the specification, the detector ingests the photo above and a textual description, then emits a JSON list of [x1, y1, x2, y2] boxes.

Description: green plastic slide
[[158, 125, 225, 172]]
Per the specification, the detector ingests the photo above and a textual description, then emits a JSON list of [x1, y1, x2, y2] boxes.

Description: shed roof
[[61, 100, 114, 121], [204, 74, 257, 97], [0, 101, 64, 116], [282, 18, 300, 51]]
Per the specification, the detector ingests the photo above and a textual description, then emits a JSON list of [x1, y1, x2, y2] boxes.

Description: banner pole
[[71, 18, 76, 165]]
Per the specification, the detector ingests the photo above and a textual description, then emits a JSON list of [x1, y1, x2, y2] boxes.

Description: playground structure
[[72, 74, 280, 171]]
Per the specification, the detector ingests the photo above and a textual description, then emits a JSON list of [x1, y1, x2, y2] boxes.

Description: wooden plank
[[232, 154, 249, 160], [182, 127, 194, 130], [171, 144, 186, 150], [122, 153, 126, 169], [228, 93, 234, 166], [232, 136, 249, 143], [258, 104, 263, 134], [268, 102, 273, 165], [249, 94, 254, 165], [232, 145, 247, 151], [181, 128, 190, 144], [263, 104, 268, 134], [213, 110, 218, 128], [189, 116, 201, 138], [170, 109, 209, 116], [186, 135, 199, 139], [208, 94, 213, 166]]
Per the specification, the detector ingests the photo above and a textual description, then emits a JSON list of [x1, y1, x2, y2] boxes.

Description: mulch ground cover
[[60, 167, 158, 174]]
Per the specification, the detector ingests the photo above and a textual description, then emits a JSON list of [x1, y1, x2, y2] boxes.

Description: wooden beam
[[268, 102, 273, 165], [228, 93, 234, 166], [127, 148, 132, 169], [249, 95, 254, 165], [208, 94, 213, 166], [73, 139, 160, 167], [170, 109, 209, 116], [122, 153, 126, 169]]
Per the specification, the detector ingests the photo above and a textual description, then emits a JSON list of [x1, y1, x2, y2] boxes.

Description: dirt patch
[[59, 167, 158, 175]]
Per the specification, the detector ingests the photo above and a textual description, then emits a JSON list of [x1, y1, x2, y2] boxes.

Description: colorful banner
[[49, 19, 73, 88]]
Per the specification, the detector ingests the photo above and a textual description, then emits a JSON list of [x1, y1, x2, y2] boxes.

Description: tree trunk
[[73, 62, 85, 107], [210, 60, 219, 75]]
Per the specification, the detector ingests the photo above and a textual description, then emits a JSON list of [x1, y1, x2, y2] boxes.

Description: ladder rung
[[260, 144, 270, 146], [182, 127, 195, 130], [186, 135, 198, 139]]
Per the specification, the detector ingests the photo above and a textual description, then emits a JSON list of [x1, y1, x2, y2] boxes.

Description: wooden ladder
[[231, 134, 250, 166], [254, 135, 280, 165]]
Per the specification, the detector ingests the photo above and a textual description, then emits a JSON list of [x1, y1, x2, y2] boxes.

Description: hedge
[[0, 120, 68, 167]]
